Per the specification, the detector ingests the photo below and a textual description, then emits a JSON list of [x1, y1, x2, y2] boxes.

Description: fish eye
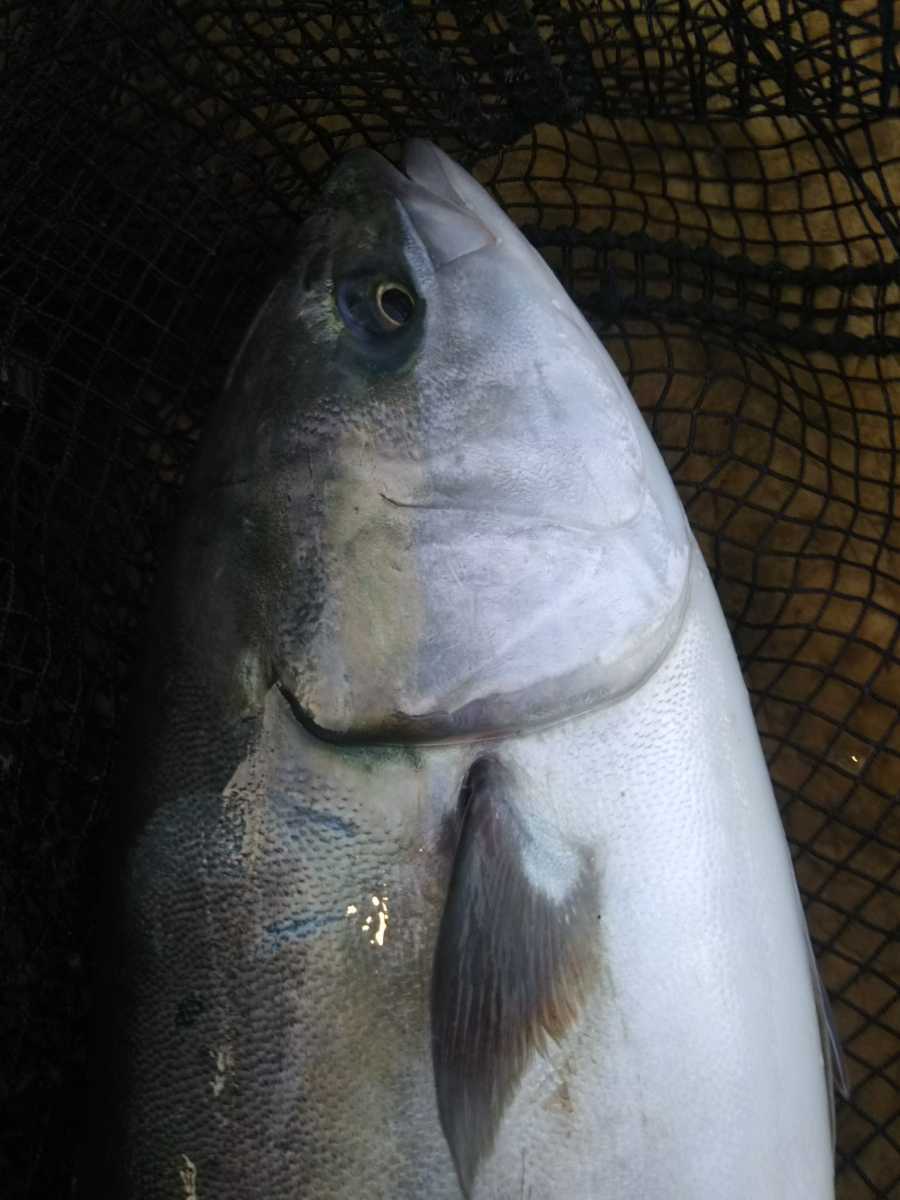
[[337, 276, 418, 338]]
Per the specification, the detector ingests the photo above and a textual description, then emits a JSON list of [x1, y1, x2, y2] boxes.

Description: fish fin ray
[[431, 755, 598, 1195]]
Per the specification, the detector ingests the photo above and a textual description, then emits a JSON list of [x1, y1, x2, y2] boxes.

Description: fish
[[91, 139, 845, 1198]]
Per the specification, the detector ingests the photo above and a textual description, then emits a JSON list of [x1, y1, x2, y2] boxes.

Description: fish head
[[187, 140, 692, 741]]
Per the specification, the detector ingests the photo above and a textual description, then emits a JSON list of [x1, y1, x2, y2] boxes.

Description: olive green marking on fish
[[431, 755, 600, 1197], [330, 740, 423, 772]]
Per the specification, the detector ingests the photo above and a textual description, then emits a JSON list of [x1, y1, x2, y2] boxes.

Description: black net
[[1, 3, 898, 1196]]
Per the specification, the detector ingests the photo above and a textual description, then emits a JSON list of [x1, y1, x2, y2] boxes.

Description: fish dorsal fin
[[431, 756, 598, 1195]]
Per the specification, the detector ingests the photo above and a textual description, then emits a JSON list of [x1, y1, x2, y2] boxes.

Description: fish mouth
[[379, 492, 644, 538], [332, 140, 497, 268]]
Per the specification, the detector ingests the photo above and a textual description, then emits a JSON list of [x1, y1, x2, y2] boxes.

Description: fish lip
[[325, 145, 410, 189], [399, 139, 497, 266], [401, 138, 457, 199], [332, 142, 496, 268], [337, 138, 455, 189], [336, 139, 452, 193]]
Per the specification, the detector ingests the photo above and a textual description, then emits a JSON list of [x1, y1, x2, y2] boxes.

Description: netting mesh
[[1, 3, 898, 1196]]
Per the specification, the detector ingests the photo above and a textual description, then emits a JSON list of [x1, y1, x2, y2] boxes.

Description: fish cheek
[[277, 431, 431, 736]]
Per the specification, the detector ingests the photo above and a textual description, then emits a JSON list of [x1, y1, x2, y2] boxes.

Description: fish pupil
[[336, 275, 416, 339], [377, 283, 414, 327]]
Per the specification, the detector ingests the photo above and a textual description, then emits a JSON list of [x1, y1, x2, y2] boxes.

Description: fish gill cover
[[0, 2, 897, 1196]]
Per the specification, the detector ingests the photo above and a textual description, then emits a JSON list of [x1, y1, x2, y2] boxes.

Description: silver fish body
[[95, 141, 839, 1198]]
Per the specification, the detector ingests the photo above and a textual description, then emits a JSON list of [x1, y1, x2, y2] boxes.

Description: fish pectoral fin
[[431, 755, 598, 1196]]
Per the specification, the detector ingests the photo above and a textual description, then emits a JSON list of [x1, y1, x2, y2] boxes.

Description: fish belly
[[474, 547, 834, 1199]]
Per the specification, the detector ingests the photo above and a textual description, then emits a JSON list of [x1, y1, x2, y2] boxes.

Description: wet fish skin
[[90, 140, 838, 1199]]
